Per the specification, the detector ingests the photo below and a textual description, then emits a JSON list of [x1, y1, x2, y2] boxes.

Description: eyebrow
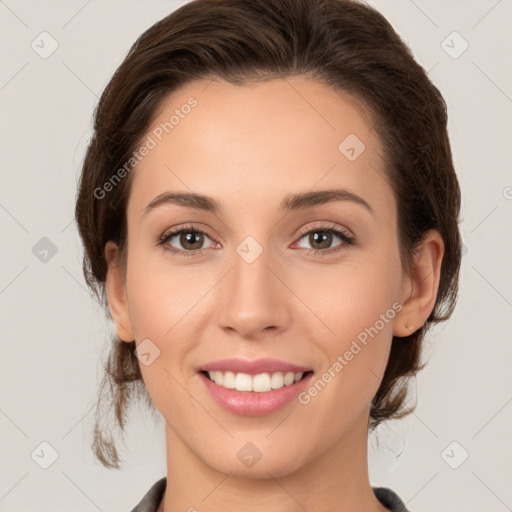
[[142, 189, 374, 217]]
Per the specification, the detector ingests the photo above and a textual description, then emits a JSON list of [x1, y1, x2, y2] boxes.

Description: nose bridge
[[233, 237, 273, 294], [216, 234, 289, 336]]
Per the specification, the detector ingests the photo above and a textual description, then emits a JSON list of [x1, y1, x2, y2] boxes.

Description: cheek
[[124, 253, 221, 406], [126, 265, 204, 419], [298, 250, 402, 400], [126, 249, 209, 339], [305, 250, 401, 341]]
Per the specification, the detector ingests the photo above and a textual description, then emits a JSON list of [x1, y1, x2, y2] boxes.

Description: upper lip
[[198, 358, 313, 375]]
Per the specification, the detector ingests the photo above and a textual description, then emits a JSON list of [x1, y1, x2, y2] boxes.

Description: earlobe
[[104, 241, 135, 342], [393, 229, 445, 338]]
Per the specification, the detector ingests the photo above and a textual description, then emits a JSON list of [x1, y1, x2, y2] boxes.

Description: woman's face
[[106, 77, 414, 477]]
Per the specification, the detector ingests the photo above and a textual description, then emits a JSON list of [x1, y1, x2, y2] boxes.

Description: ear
[[393, 229, 445, 337], [104, 241, 135, 342]]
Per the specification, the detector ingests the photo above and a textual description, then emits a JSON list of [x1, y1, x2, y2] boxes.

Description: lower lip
[[198, 371, 314, 416]]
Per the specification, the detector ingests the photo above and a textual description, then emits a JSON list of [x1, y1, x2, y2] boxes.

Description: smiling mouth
[[200, 369, 314, 393]]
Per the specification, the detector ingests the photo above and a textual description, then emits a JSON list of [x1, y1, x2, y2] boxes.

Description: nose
[[216, 244, 291, 340]]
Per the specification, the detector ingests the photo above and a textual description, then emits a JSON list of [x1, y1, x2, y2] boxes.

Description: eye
[[158, 224, 217, 258], [157, 222, 355, 259], [294, 223, 355, 256]]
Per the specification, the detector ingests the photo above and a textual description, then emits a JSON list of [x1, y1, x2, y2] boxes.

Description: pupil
[[311, 231, 331, 249], [182, 232, 203, 249]]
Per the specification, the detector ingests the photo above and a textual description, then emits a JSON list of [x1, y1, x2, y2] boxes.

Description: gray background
[[1, 0, 511, 510]]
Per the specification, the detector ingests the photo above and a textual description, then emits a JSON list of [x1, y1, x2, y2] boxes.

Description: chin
[[201, 443, 308, 480]]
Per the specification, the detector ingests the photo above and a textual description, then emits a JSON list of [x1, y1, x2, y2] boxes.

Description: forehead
[[128, 76, 394, 222]]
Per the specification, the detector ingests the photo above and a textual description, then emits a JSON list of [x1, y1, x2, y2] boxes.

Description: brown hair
[[75, 0, 462, 469]]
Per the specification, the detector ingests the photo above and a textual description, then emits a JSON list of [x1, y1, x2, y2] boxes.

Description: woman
[[74, 0, 462, 510]]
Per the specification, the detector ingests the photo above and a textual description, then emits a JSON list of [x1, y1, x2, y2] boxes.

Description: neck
[[160, 409, 388, 512]]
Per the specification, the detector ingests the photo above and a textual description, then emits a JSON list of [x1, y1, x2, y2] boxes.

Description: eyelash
[[157, 222, 355, 259]]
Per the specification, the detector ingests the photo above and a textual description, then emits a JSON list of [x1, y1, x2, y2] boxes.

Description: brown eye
[[308, 231, 335, 250], [178, 231, 205, 250], [159, 225, 216, 257], [294, 225, 355, 256]]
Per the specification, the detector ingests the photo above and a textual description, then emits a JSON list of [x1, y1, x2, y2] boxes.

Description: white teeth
[[253, 373, 271, 392], [235, 373, 253, 391], [283, 372, 295, 386], [222, 371, 236, 389], [206, 370, 305, 392], [270, 372, 283, 389]]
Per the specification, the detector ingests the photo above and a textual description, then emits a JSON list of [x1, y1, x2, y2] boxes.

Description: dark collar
[[130, 477, 410, 512]]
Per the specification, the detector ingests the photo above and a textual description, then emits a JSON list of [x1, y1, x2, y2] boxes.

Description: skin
[[104, 76, 444, 512]]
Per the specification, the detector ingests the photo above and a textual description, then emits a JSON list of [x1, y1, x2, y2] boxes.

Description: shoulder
[[130, 477, 167, 512], [373, 486, 411, 512]]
